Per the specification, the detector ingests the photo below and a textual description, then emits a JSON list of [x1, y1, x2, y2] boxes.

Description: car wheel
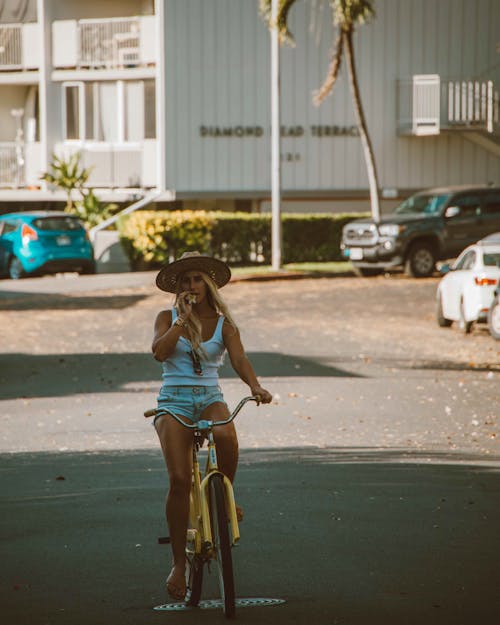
[[78, 263, 96, 275], [404, 243, 436, 278], [488, 296, 500, 340], [458, 299, 473, 334], [9, 257, 25, 280], [436, 292, 452, 327]]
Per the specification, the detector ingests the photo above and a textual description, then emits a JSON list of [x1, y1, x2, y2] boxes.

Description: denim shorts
[[155, 385, 227, 425]]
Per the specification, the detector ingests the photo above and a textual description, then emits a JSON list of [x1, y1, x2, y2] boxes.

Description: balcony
[[52, 16, 156, 72], [0, 23, 40, 72], [0, 140, 156, 191], [0, 142, 41, 188], [55, 140, 157, 190], [398, 74, 499, 137]]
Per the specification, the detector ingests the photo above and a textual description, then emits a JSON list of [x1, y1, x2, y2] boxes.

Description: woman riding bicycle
[[151, 251, 272, 601]]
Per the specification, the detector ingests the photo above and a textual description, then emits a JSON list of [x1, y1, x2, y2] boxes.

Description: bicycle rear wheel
[[209, 473, 235, 618]]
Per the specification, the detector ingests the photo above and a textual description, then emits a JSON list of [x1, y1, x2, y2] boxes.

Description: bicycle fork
[[200, 434, 240, 550]]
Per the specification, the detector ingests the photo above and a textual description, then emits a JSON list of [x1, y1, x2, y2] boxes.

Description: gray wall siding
[[163, 0, 500, 195]]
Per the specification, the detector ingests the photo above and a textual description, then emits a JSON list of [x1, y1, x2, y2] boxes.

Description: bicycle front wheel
[[209, 473, 235, 618], [185, 553, 203, 606]]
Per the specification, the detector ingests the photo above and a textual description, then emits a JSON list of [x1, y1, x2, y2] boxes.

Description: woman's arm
[[152, 310, 183, 361], [152, 292, 195, 361], [223, 322, 272, 403]]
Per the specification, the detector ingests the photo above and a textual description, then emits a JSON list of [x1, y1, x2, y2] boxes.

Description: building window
[[63, 80, 155, 143], [63, 83, 84, 140]]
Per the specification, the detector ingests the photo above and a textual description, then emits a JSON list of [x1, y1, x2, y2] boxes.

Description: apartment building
[[0, 0, 499, 214]]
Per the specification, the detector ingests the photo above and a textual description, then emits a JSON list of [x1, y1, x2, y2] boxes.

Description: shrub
[[118, 210, 214, 268], [210, 213, 271, 264], [118, 210, 368, 268], [282, 214, 357, 263]]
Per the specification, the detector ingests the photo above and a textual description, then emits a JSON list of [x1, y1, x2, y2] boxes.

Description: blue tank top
[[160, 308, 226, 386]]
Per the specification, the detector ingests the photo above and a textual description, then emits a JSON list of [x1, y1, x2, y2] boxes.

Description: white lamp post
[[270, 0, 282, 270]]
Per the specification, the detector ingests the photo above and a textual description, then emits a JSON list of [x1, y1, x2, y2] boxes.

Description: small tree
[[41, 152, 115, 228], [41, 152, 90, 213], [260, 0, 381, 222]]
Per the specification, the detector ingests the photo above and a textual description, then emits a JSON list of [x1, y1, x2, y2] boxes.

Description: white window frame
[[62, 81, 86, 142], [62, 79, 151, 144]]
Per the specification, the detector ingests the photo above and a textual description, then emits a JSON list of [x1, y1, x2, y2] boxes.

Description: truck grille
[[343, 223, 378, 245]]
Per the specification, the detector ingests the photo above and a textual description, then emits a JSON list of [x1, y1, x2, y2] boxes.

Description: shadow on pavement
[[411, 360, 499, 373], [0, 447, 498, 625], [0, 352, 363, 400], [0, 292, 148, 311]]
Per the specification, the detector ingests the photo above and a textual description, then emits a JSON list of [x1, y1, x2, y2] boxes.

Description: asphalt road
[[1, 271, 499, 624]]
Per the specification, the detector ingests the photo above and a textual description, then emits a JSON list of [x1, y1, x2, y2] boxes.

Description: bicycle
[[144, 395, 260, 618]]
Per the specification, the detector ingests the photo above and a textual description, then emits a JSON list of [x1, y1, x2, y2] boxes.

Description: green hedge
[[117, 210, 368, 269]]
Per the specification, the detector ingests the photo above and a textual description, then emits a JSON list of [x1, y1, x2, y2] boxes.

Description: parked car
[[436, 233, 500, 334], [341, 186, 500, 277], [0, 211, 95, 279], [488, 283, 500, 340]]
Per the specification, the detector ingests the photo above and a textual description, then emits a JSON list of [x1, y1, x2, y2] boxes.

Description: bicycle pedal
[[158, 536, 171, 544]]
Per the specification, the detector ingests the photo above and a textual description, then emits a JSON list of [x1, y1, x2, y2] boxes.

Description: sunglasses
[[189, 349, 203, 376]]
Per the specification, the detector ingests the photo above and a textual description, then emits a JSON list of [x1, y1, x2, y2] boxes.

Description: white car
[[436, 233, 500, 334]]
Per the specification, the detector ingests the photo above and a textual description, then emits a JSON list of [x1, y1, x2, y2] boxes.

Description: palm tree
[[40, 151, 90, 213], [41, 152, 115, 227], [260, 0, 381, 222]]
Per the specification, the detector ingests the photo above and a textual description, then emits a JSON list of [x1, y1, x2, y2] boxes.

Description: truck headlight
[[378, 224, 405, 237]]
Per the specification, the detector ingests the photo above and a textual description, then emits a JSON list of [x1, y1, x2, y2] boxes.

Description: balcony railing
[[398, 75, 499, 136], [446, 80, 497, 131], [56, 140, 156, 189], [0, 139, 155, 190], [0, 142, 24, 187], [79, 18, 140, 69], [52, 16, 156, 71], [0, 25, 21, 69], [0, 23, 40, 71]]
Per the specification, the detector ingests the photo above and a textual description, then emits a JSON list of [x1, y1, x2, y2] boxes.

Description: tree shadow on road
[[0, 292, 148, 311], [0, 447, 498, 625], [0, 351, 363, 400]]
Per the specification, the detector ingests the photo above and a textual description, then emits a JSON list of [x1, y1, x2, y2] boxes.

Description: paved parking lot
[[1, 271, 499, 625], [0, 271, 498, 455]]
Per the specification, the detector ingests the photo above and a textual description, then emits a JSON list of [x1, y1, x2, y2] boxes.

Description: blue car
[[0, 211, 95, 279]]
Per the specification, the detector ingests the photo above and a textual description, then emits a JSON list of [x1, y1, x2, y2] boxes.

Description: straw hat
[[155, 251, 231, 293]]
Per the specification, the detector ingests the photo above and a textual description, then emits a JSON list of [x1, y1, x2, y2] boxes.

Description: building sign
[[200, 126, 264, 137], [199, 124, 359, 137]]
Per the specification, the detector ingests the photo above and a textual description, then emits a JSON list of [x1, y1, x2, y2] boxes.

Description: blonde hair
[[175, 272, 237, 357]]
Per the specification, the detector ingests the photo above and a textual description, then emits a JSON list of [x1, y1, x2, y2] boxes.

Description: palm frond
[[330, 0, 375, 28], [313, 29, 344, 104], [259, 0, 298, 45]]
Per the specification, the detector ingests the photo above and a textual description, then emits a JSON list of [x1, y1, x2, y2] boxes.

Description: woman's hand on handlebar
[[250, 385, 273, 404]]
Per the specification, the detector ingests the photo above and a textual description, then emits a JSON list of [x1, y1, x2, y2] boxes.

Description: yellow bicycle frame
[[190, 435, 240, 553]]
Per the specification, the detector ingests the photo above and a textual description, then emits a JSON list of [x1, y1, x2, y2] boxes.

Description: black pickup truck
[[341, 185, 500, 277]]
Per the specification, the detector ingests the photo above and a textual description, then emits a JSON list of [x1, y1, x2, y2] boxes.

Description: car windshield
[[483, 252, 500, 267], [33, 217, 83, 231], [394, 193, 450, 215]]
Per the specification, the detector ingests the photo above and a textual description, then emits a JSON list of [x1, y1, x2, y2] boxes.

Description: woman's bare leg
[[201, 402, 238, 482], [155, 414, 194, 599]]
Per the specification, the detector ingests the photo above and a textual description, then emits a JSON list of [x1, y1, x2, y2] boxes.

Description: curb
[[230, 270, 355, 283]]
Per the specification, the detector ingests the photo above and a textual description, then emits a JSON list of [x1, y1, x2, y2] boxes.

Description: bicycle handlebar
[[144, 395, 261, 430]]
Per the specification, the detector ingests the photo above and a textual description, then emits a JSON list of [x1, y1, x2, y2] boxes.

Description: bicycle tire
[[209, 473, 235, 618], [185, 553, 204, 606]]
